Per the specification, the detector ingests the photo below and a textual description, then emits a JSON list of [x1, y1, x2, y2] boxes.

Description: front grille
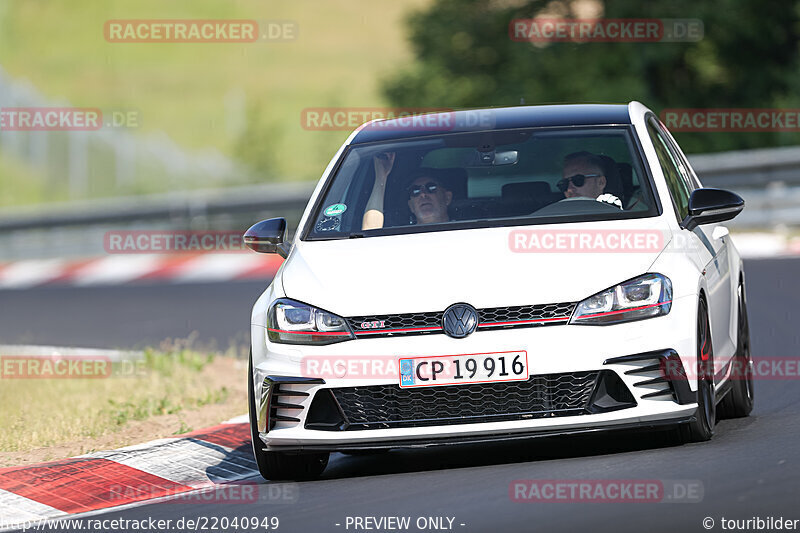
[[324, 371, 599, 430], [348, 302, 575, 338], [348, 311, 441, 335], [477, 302, 576, 330]]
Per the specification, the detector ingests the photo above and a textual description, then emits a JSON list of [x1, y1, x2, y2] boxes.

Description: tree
[[382, 0, 800, 152]]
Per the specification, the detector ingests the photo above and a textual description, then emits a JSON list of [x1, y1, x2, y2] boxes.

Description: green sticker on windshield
[[324, 203, 347, 216]]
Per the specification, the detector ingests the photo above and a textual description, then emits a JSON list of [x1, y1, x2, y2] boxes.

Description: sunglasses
[[557, 173, 602, 192], [408, 182, 440, 198]]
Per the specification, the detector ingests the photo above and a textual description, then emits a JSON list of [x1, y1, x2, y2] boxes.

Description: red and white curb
[[0, 254, 283, 289], [0, 415, 259, 531]]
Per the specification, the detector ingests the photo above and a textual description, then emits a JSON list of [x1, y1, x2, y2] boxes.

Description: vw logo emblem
[[442, 303, 479, 339]]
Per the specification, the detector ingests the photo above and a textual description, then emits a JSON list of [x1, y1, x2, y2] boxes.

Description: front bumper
[[251, 294, 699, 452], [253, 352, 696, 452]]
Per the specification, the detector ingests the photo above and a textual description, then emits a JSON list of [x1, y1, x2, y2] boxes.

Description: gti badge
[[442, 303, 478, 339]]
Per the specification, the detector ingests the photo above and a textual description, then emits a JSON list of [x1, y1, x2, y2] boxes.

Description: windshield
[[305, 126, 658, 240]]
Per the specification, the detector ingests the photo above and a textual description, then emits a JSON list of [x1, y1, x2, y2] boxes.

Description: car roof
[[350, 104, 633, 144]]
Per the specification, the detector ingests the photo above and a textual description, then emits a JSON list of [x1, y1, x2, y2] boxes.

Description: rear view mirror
[[244, 218, 290, 257], [465, 150, 518, 167], [682, 188, 744, 231]]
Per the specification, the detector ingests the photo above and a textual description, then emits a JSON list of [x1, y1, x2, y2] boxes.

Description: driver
[[558, 151, 623, 209]]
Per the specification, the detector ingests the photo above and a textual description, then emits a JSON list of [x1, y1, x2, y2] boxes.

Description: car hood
[[281, 219, 674, 316]]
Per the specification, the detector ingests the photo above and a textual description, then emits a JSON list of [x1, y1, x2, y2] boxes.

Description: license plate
[[398, 350, 528, 388]]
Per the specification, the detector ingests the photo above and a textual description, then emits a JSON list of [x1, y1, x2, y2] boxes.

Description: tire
[[678, 298, 716, 443], [248, 352, 329, 481], [718, 282, 755, 418]]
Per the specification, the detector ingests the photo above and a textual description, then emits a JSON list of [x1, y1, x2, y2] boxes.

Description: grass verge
[[0, 347, 246, 458], [0, 0, 431, 196]]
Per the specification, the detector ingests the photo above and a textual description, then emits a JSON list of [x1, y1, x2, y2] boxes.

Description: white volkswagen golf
[[245, 102, 753, 480]]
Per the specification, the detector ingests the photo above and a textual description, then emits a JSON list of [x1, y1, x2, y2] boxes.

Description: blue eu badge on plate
[[400, 358, 414, 386]]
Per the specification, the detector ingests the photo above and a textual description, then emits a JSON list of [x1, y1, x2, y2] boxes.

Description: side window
[[656, 121, 700, 191], [647, 118, 690, 221]]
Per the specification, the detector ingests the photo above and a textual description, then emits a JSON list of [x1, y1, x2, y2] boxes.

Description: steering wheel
[[532, 197, 622, 216]]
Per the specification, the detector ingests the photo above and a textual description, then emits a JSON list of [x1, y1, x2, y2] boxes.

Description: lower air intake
[[315, 371, 605, 431]]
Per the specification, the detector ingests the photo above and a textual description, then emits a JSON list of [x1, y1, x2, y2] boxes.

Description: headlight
[[570, 273, 672, 326], [267, 298, 354, 345]]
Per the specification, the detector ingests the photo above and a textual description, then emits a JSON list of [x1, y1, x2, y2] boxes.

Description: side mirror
[[243, 218, 290, 258], [682, 188, 744, 231]]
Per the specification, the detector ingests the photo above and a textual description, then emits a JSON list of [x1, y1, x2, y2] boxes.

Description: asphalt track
[[0, 280, 266, 350], [2, 257, 800, 533]]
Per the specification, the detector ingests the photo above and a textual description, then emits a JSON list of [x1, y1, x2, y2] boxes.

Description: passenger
[[362, 152, 394, 231], [362, 152, 452, 229], [405, 174, 452, 225]]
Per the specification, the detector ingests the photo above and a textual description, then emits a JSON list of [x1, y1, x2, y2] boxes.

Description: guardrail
[[0, 66, 250, 201], [733, 185, 800, 227], [0, 181, 316, 260], [688, 146, 800, 228], [1, 145, 799, 260], [0, 181, 316, 232], [689, 145, 800, 188]]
